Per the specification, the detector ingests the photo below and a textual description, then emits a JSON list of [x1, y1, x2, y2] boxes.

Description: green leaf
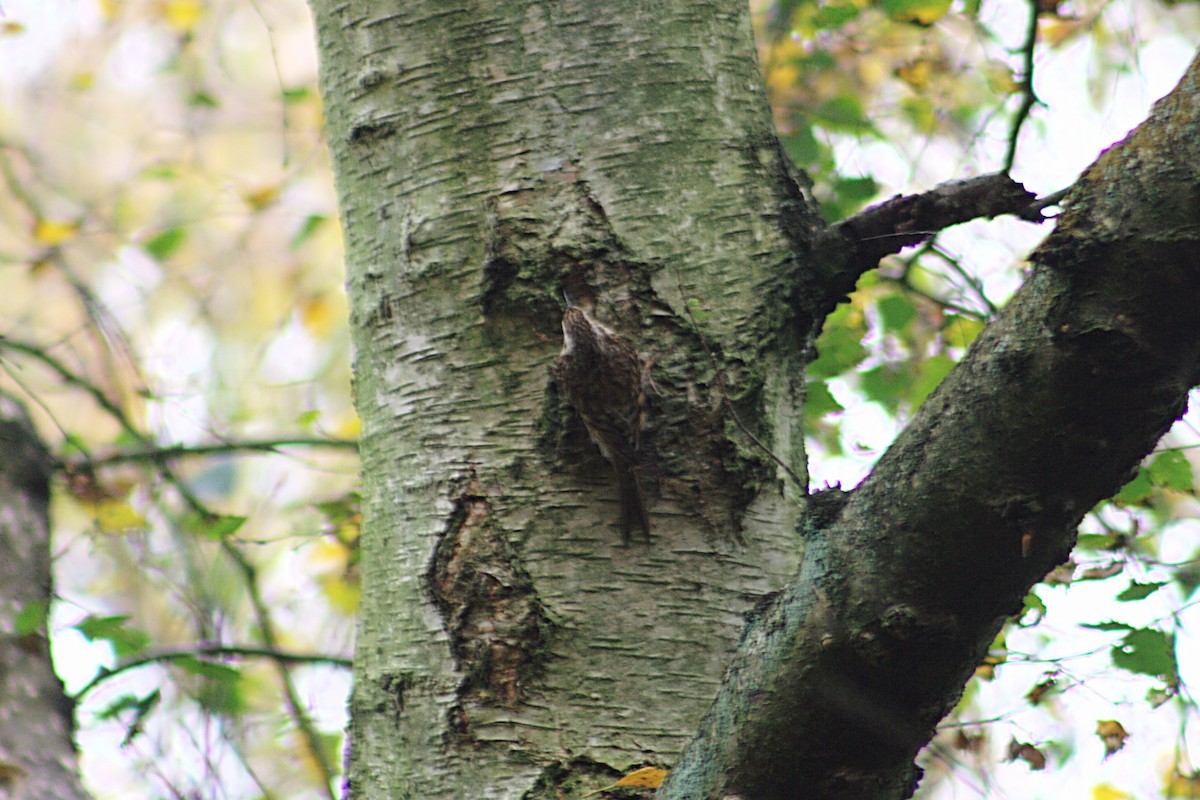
[[1076, 532, 1122, 552], [1116, 581, 1166, 602], [1174, 560, 1200, 600], [60, 433, 90, 457], [882, 0, 952, 24], [1111, 628, 1177, 683], [812, 2, 860, 28], [900, 94, 938, 135], [832, 176, 879, 205], [820, 175, 880, 221], [96, 692, 150, 721], [860, 364, 912, 410], [1080, 621, 1134, 632], [187, 90, 219, 108], [74, 614, 150, 658], [1019, 592, 1046, 626], [193, 666, 244, 716], [289, 214, 328, 250], [296, 409, 321, 427], [193, 514, 248, 541], [1113, 469, 1153, 506], [315, 492, 360, 519], [120, 689, 161, 747], [174, 656, 241, 682], [781, 119, 820, 166], [1146, 450, 1193, 492], [281, 86, 311, 104], [816, 94, 874, 134], [316, 730, 345, 778], [14, 600, 49, 636], [143, 226, 187, 260], [876, 293, 917, 335], [1146, 686, 1173, 708], [941, 315, 984, 349], [142, 163, 179, 180], [809, 305, 868, 378], [805, 380, 843, 417]]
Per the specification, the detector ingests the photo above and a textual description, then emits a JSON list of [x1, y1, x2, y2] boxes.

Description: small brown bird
[[554, 302, 650, 542]]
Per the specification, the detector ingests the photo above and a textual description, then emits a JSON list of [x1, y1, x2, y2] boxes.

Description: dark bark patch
[[377, 671, 413, 720], [347, 117, 397, 146], [427, 476, 554, 707]]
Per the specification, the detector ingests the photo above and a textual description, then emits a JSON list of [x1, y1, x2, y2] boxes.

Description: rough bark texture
[[0, 394, 92, 800], [313, 0, 1200, 792], [311, 1, 821, 796], [660, 52, 1200, 799]]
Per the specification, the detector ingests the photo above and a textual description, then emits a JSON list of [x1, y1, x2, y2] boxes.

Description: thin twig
[[1004, 0, 1042, 172], [929, 244, 1000, 316], [61, 437, 358, 469], [879, 274, 985, 321], [672, 273, 806, 490], [73, 644, 352, 700]]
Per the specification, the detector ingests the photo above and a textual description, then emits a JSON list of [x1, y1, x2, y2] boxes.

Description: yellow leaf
[[69, 71, 95, 90], [319, 575, 361, 614], [300, 295, 336, 337], [1164, 769, 1200, 798], [1095, 719, 1129, 758], [942, 317, 984, 349], [616, 767, 668, 788], [334, 413, 361, 440], [896, 60, 934, 90], [1039, 16, 1087, 48], [1092, 783, 1134, 800], [33, 219, 80, 246], [2, 20, 26, 35], [766, 64, 801, 94], [974, 629, 1006, 682], [241, 184, 280, 211], [93, 500, 148, 533], [890, 0, 952, 25], [160, 0, 203, 32], [583, 767, 669, 797], [983, 61, 1018, 94], [309, 537, 351, 572], [96, 0, 120, 19]]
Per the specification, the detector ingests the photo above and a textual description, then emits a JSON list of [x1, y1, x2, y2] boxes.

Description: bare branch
[[1004, 0, 1044, 173], [73, 644, 353, 700]]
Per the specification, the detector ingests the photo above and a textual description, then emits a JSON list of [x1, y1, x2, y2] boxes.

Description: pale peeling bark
[[661, 51, 1200, 799], [0, 394, 91, 800], [311, 1, 822, 797]]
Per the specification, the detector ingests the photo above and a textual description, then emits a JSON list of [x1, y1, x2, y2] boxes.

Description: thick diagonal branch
[[662, 50, 1200, 800]]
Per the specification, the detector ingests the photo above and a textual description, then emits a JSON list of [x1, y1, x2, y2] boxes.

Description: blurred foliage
[[0, 0, 355, 797], [0, 0, 1198, 798]]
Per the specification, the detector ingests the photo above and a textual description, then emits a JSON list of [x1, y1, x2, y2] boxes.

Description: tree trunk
[[312, 0, 1200, 794], [312, 0, 819, 795], [0, 394, 92, 800]]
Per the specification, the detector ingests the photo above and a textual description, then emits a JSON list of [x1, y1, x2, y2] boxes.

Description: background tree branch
[[0, 394, 92, 800]]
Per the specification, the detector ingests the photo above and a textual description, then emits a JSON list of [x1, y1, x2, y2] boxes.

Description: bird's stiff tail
[[617, 467, 651, 544]]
